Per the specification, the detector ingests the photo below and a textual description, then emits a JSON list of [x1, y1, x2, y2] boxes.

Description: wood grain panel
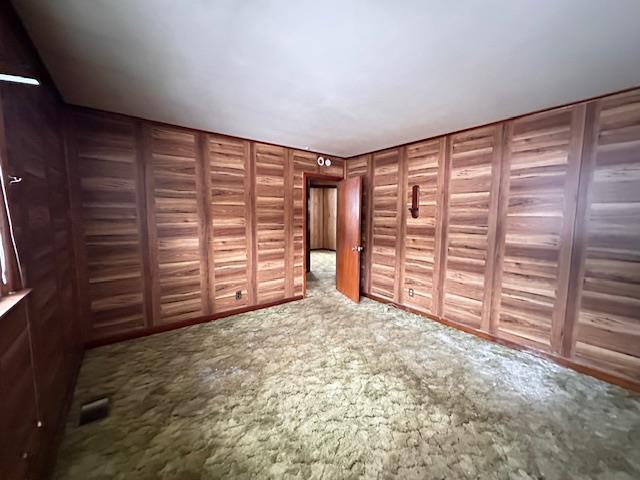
[[207, 135, 252, 311], [323, 157, 345, 178], [69, 111, 148, 338], [569, 90, 640, 381], [254, 143, 287, 303], [3, 84, 78, 454], [402, 138, 445, 313], [442, 126, 502, 328], [346, 155, 371, 293], [323, 188, 337, 250], [145, 125, 207, 324], [370, 149, 401, 300], [492, 106, 584, 351], [345, 87, 640, 388], [309, 187, 324, 249], [309, 187, 336, 250], [0, 301, 40, 480]]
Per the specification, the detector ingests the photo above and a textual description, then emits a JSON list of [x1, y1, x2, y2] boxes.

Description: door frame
[[302, 172, 343, 297]]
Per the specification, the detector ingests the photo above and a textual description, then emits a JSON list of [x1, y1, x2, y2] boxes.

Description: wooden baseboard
[[85, 296, 304, 349], [362, 293, 640, 394]]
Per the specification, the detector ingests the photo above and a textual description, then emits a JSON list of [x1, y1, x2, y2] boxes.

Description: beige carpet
[[54, 251, 640, 480]]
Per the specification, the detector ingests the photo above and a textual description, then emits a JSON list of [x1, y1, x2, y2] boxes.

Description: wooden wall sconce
[[409, 185, 420, 218]]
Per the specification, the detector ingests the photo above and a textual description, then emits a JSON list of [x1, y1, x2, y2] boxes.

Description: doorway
[[305, 176, 339, 295], [303, 173, 363, 302]]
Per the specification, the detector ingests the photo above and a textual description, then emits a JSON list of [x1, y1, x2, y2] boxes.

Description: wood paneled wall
[[145, 126, 209, 325], [568, 90, 640, 381], [492, 106, 584, 352], [404, 139, 444, 313], [65, 108, 344, 344], [347, 88, 640, 388], [0, 3, 81, 477], [370, 149, 403, 301], [68, 112, 148, 339], [442, 126, 502, 329], [309, 187, 337, 250], [207, 135, 252, 310], [0, 300, 40, 480], [254, 143, 288, 304]]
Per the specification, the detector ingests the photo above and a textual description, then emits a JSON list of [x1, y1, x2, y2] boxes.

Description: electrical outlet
[[235, 290, 242, 300], [408, 288, 414, 297]]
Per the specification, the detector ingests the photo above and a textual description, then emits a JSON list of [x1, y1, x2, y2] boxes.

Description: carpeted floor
[[54, 251, 640, 480]]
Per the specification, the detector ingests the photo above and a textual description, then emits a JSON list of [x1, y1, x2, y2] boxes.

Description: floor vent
[[79, 397, 110, 426]]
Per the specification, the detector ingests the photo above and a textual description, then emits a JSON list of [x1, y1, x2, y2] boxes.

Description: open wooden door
[[336, 176, 362, 302]]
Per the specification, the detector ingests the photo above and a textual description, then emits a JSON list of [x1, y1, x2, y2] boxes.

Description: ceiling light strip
[[0, 74, 40, 85]]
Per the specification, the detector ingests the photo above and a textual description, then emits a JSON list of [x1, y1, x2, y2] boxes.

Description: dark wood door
[[336, 176, 362, 302]]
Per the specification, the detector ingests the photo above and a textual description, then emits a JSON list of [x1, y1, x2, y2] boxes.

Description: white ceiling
[[12, 0, 640, 157]]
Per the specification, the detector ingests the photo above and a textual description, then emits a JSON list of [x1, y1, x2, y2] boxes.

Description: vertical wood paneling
[[568, 90, 640, 381], [402, 138, 445, 313], [68, 111, 148, 338], [309, 187, 324, 249], [67, 111, 342, 343], [370, 149, 400, 300], [442, 126, 501, 328], [395, 148, 408, 303], [348, 89, 640, 387], [284, 151, 294, 297], [309, 188, 336, 250], [145, 125, 207, 324], [346, 155, 371, 293], [493, 106, 585, 351], [207, 135, 251, 311], [323, 188, 337, 250], [433, 138, 451, 317], [254, 143, 287, 303]]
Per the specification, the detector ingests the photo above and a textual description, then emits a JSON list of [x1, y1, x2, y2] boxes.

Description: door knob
[[351, 246, 363, 252]]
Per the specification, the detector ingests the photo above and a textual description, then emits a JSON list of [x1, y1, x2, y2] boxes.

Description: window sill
[[0, 289, 31, 319]]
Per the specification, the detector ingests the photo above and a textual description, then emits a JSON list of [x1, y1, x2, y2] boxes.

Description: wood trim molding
[[284, 149, 294, 297], [395, 146, 408, 304], [84, 295, 304, 349], [362, 292, 640, 393], [550, 104, 587, 354], [138, 120, 158, 328], [248, 142, 258, 306], [489, 121, 512, 334], [364, 155, 374, 295], [62, 110, 92, 343], [480, 125, 504, 331], [302, 172, 342, 297], [562, 101, 600, 358], [196, 133, 212, 315], [0, 288, 31, 319], [432, 135, 451, 317]]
